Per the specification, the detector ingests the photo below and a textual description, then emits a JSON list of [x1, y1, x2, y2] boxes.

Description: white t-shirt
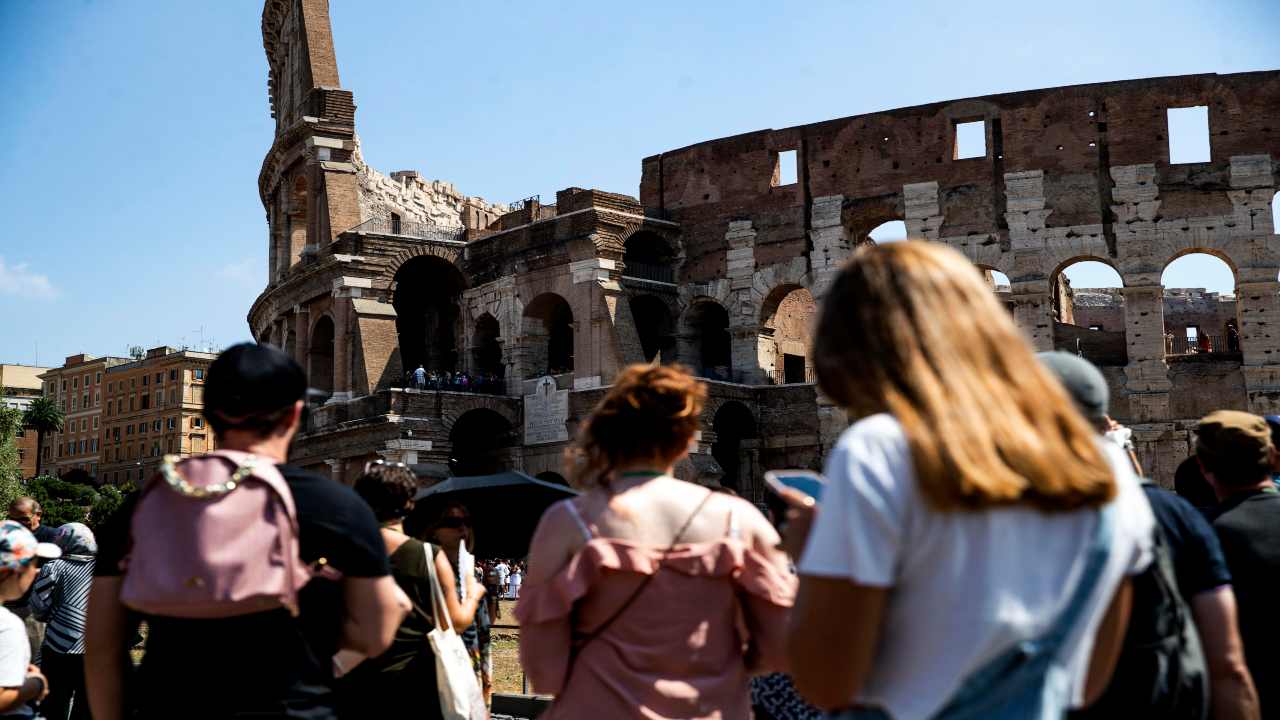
[[0, 607, 33, 718], [798, 414, 1153, 720], [496, 562, 510, 582]]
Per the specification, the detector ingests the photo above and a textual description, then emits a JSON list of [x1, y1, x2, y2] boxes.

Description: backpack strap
[[1039, 503, 1116, 650]]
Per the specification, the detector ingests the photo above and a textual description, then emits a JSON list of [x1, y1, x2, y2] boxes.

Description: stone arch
[[621, 230, 678, 283], [711, 401, 758, 497], [843, 200, 906, 247], [1161, 251, 1240, 356], [308, 314, 336, 395], [536, 471, 568, 487], [393, 255, 468, 376], [471, 313, 504, 378], [522, 293, 574, 377], [629, 294, 676, 362], [974, 264, 1014, 315], [1050, 257, 1128, 366], [386, 244, 466, 293], [759, 284, 816, 384], [680, 298, 732, 381], [448, 408, 515, 477]]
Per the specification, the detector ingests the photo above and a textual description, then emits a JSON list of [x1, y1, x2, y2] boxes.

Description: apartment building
[[99, 346, 217, 485], [0, 364, 50, 478], [37, 355, 129, 478]]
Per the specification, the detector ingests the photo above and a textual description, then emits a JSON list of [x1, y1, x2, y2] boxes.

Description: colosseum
[[248, 0, 1280, 491]]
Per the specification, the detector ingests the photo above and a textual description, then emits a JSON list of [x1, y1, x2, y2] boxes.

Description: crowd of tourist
[[2, 241, 1279, 718], [408, 365, 506, 395]]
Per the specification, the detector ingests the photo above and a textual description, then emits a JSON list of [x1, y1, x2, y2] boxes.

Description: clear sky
[[2, 0, 1278, 367]]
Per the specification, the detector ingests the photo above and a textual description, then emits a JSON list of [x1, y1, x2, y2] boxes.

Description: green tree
[[22, 396, 63, 478]]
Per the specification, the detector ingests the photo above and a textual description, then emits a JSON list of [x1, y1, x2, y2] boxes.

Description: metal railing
[[621, 260, 676, 284], [345, 216, 465, 243], [1167, 334, 1238, 356]]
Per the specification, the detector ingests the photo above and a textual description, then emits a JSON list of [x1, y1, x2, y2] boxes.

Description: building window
[[81, 393, 88, 408], [169, 369, 177, 381], [152, 420, 161, 433], [141, 394, 150, 410], [194, 369, 205, 381], [61, 380, 66, 391], [143, 375, 149, 386], [953, 120, 987, 159], [773, 149, 798, 187], [129, 396, 135, 411], [155, 372, 162, 383], [1167, 106, 1211, 164], [80, 419, 86, 432], [93, 417, 99, 430], [126, 425, 133, 436], [108, 382, 113, 393], [96, 372, 102, 384], [192, 417, 204, 429], [73, 377, 78, 389], [166, 417, 176, 431], [168, 389, 177, 405], [154, 390, 162, 407], [130, 378, 136, 389], [94, 391, 100, 407]]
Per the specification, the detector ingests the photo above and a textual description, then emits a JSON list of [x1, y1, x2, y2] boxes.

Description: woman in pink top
[[516, 364, 796, 719]]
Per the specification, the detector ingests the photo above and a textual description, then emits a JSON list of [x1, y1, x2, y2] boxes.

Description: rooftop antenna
[[193, 326, 206, 352]]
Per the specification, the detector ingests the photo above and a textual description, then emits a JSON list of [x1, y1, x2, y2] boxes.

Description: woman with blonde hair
[[516, 364, 795, 719], [785, 241, 1154, 719]]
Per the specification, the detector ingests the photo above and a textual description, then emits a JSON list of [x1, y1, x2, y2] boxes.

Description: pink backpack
[[119, 449, 312, 619]]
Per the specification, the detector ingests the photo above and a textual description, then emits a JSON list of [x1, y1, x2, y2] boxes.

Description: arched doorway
[[629, 295, 675, 362], [449, 409, 514, 477], [685, 300, 731, 381], [471, 313, 504, 378], [760, 285, 815, 384], [867, 220, 907, 245], [622, 232, 677, 284], [1051, 259, 1127, 366], [393, 256, 467, 376], [523, 294, 574, 376], [308, 316, 335, 395], [286, 176, 308, 271], [712, 402, 758, 498], [1162, 252, 1238, 356]]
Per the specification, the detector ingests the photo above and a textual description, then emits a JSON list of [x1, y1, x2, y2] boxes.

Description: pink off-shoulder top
[[514, 499, 796, 720]]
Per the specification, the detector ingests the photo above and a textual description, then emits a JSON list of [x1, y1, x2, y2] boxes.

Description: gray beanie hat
[[1037, 351, 1109, 423]]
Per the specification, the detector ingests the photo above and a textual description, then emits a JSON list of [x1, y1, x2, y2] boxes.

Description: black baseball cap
[[204, 343, 307, 424]]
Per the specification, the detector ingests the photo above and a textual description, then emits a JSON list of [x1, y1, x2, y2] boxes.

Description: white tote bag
[[424, 542, 488, 720]]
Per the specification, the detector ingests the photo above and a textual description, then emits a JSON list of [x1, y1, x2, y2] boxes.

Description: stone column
[[293, 305, 310, 369], [1009, 279, 1055, 352], [1120, 283, 1172, 421], [904, 181, 943, 241], [330, 294, 352, 403], [729, 326, 766, 384], [809, 195, 847, 299], [1237, 277, 1280, 414]]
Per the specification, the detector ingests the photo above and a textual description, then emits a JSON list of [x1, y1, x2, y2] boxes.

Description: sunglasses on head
[[438, 517, 470, 529]]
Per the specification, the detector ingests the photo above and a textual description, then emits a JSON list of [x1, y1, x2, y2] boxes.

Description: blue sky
[[2, 0, 1278, 366]]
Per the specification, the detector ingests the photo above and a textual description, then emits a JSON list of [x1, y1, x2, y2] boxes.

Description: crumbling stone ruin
[[250, 0, 1280, 489]]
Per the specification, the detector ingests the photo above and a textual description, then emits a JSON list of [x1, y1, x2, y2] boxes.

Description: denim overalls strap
[[829, 504, 1116, 720]]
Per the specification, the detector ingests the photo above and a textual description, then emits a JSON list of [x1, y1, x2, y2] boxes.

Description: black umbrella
[[407, 471, 577, 559]]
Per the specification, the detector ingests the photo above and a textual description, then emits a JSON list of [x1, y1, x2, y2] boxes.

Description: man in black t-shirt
[[1197, 410, 1279, 718], [85, 344, 409, 720], [1040, 353, 1259, 718]]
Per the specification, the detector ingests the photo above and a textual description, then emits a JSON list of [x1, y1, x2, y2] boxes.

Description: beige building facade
[[99, 347, 217, 486], [37, 355, 128, 478]]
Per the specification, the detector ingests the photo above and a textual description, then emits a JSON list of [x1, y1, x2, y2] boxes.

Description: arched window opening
[[449, 409, 514, 477], [535, 471, 568, 487], [1052, 260, 1127, 366], [523, 294, 574, 377], [471, 314, 504, 378], [393, 256, 467, 377], [308, 316, 335, 395], [685, 301, 731, 381], [1162, 253, 1238, 357], [712, 402, 758, 499], [867, 220, 907, 245], [629, 295, 675, 362], [1272, 191, 1279, 234], [622, 232, 677, 284], [760, 286, 815, 384]]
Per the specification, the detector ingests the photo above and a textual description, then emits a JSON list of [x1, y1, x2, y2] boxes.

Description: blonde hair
[[566, 364, 707, 489], [814, 241, 1115, 512]]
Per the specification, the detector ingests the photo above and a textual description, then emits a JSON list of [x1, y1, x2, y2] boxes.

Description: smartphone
[[763, 470, 826, 503]]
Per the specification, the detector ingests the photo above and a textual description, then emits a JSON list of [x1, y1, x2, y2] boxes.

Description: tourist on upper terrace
[[1040, 352, 1258, 720], [337, 461, 484, 719], [782, 242, 1154, 718], [30, 523, 98, 720], [517, 364, 794, 719], [1196, 410, 1280, 718], [85, 343, 409, 720], [414, 364, 427, 389]]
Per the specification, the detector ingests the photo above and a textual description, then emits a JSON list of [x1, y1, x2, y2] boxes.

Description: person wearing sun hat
[[1196, 409, 1280, 716], [0, 520, 61, 717]]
